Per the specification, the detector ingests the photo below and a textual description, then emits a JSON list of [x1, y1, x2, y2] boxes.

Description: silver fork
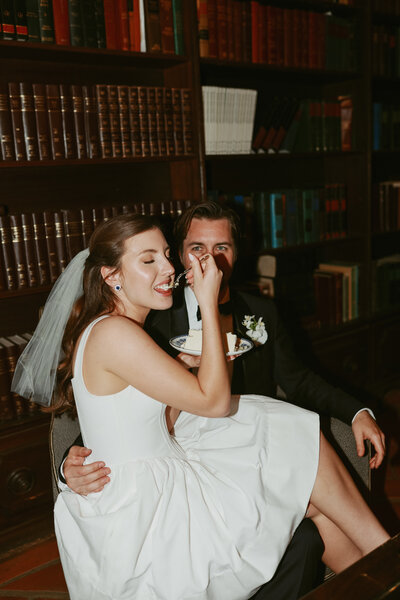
[[169, 254, 210, 288]]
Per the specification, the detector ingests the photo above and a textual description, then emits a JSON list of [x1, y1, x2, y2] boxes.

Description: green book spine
[[38, 0, 54, 43], [171, 0, 183, 54], [68, 0, 83, 46], [25, 0, 40, 42]]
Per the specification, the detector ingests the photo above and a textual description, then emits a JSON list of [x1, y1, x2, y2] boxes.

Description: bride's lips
[[154, 281, 174, 295]]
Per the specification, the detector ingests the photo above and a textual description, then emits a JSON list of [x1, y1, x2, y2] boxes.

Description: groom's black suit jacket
[[146, 287, 364, 425]]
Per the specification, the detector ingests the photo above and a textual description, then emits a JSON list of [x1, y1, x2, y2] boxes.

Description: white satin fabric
[[54, 316, 320, 600]]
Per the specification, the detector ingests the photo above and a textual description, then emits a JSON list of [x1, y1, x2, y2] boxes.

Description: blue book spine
[[270, 192, 284, 248], [302, 190, 313, 244]]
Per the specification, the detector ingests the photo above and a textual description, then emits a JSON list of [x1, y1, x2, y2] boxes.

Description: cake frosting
[[183, 329, 237, 353]]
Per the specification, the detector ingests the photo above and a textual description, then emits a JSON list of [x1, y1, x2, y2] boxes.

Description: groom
[[61, 201, 385, 599]]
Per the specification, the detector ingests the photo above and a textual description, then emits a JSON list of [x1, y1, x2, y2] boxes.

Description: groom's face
[[180, 218, 236, 297]]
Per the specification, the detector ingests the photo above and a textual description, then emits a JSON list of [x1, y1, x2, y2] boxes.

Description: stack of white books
[[202, 86, 258, 155]]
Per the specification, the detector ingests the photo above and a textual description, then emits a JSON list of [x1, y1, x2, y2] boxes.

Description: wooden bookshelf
[[0, 0, 399, 553]]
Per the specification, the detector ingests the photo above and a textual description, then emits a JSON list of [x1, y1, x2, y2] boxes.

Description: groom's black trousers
[[249, 519, 325, 600]]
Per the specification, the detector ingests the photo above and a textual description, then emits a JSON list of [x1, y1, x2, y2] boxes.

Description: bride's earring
[[115, 284, 121, 291]]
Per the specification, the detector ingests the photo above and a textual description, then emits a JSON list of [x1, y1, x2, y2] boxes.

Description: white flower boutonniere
[[242, 315, 268, 346]]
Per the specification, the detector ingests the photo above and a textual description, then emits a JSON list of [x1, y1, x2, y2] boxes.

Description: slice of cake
[[183, 329, 237, 353]]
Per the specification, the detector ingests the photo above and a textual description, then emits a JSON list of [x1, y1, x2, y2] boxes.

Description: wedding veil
[[11, 248, 90, 406]]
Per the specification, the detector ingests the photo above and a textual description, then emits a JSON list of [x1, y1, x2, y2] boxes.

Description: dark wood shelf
[[0, 285, 51, 300], [205, 151, 360, 161], [0, 39, 187, 68], [200, 58, 360, 85], [0, 155, 196, 169]]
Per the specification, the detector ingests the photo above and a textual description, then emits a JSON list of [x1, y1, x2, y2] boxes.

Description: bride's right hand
[[186, 253, 222, 312]]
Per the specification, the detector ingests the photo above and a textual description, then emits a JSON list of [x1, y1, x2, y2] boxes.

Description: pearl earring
[[115, 284, 121, 291]]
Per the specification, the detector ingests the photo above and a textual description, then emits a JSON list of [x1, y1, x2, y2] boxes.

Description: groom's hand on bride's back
[[64, 445, 111, 495]]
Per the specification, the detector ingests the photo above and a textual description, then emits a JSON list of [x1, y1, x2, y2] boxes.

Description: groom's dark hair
[[173, 200, 241, 258]]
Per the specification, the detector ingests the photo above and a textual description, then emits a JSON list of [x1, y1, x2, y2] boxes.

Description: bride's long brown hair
[[53, 213, 159, 416]]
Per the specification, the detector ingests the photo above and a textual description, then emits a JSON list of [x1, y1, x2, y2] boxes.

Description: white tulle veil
[[11, 248, 90, 406]]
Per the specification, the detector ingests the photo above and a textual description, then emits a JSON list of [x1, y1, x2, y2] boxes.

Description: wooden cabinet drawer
[[0, 420, 53, 533]]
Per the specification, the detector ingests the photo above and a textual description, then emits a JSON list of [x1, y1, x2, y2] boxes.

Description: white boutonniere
[[242, 315, 268, 345]]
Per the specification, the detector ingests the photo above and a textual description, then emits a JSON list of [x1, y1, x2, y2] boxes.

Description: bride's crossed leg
[[307, 433, 389, 573]]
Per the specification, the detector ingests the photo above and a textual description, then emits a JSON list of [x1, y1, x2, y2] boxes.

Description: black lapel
[[231, 290, 265, 394], [170, 288, 189, 337]]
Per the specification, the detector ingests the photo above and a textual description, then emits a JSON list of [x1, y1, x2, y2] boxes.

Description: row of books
[[0, 330, 39, 423], [372, 0, 400, 15], [313, 261, 359, 328], [0, 198, 192, 291], [372, 254, 400, 313], [252, 95, 353, 154], [372, 25, 400, 78], [0, 82, 194, 162], [210, 183, 348, 251], [197, 1, 357, 72], [372, 181, 400, 233], [0, 0, 184, 54], [373, 102, 400, 151], [202, 86, 257, 154]]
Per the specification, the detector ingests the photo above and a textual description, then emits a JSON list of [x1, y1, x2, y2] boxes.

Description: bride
[[13, 213, 389, 600]]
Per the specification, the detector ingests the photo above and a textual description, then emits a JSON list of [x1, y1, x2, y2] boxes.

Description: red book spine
[[103, 0, 118, 49], [216, 0, 228, 60], [53, 0, 70, 45], [266, 6, 277, 65], [232, 0, 242, 62], [257, 4, 267, 64], [132, 0, 141, 51], [160, 0, 175, 54], [144, 0, 162, 52], [291, 9, 300, 68], [226, 0, 234, 61], [197, 0, 209, 58], [251, 0, 259, 63], [116, 0, 130, 50], [308, 11, 318, 69], [275, 7, 284, 67], [207, 0, 218, 58], [241, 0, 251, 62], [299, 10, 308, 69]]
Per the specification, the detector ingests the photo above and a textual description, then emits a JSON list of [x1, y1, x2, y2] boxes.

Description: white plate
[[169, 335, 253, 357]]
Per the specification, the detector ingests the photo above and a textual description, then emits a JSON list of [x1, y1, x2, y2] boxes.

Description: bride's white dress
[[54, 316, 320, 600]]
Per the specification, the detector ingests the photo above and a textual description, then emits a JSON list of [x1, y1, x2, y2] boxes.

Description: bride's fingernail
[[188, 253, 194, 261]]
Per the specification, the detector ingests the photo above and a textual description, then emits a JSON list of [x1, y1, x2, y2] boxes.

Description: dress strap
[[73, 315, 110, 381]]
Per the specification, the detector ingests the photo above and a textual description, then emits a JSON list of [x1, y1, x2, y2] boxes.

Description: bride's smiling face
[[104, 227, 175, 322]]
